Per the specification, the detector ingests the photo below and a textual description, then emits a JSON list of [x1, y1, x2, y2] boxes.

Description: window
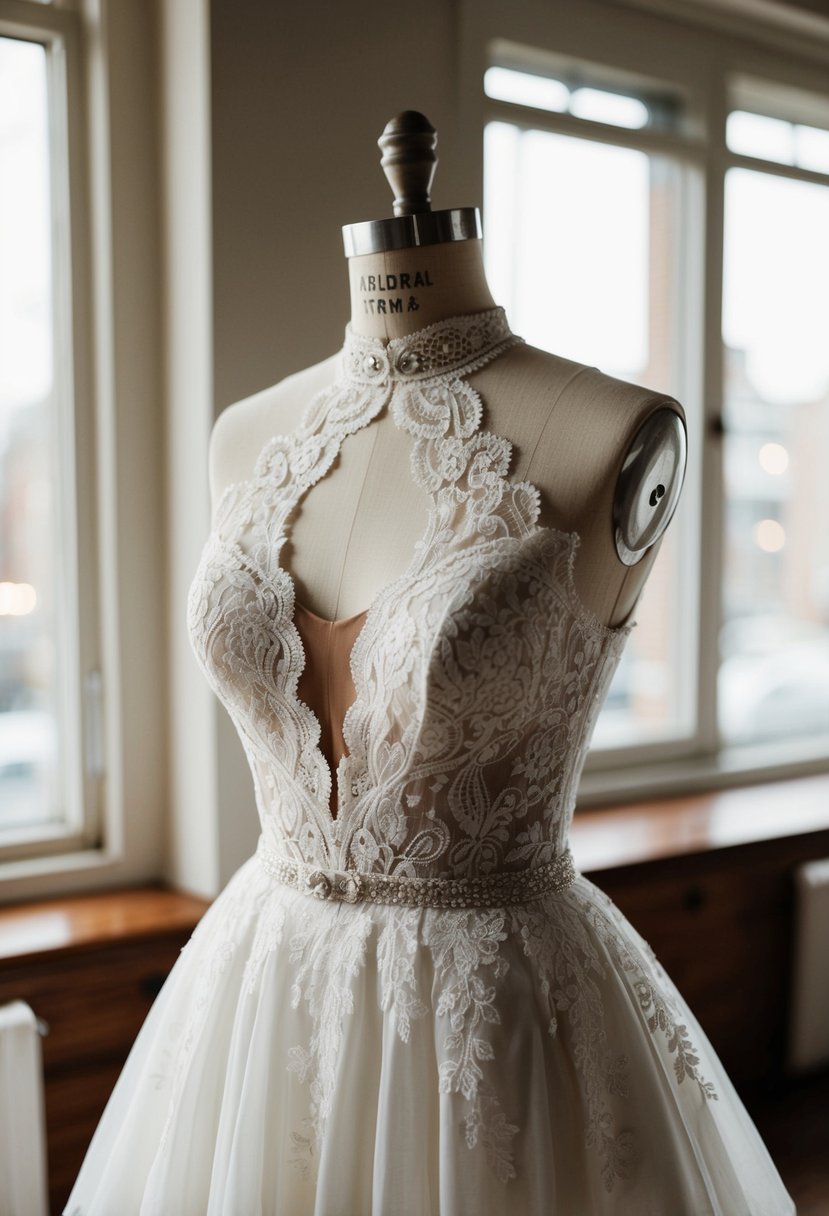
[[0, 1, 102, 861], [721, 79, 829, 750], [726, 74, 829, 173], [481, 34, 829, 795]]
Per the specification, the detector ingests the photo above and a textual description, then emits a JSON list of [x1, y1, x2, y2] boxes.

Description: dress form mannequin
[[211, 112, 686, 634]]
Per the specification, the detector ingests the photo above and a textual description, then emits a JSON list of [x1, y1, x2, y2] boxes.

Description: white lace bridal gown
[[64, 308, 796, 1215]]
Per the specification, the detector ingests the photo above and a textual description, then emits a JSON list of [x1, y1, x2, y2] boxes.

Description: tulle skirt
[[63, 850, 796, 1215]]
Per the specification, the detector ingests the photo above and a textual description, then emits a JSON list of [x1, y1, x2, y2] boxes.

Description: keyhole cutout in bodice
[[293, 601, 368, 817]]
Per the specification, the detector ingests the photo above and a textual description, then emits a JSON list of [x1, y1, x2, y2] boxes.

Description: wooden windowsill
[[0, 884, 211, 966], [571, 771, 829, 873], [1, 772, 827, 964]]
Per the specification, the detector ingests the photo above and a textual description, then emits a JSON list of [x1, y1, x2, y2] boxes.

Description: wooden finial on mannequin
[[378, 111, 437, 217]]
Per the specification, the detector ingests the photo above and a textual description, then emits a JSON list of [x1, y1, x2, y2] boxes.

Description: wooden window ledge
[[0, 885, 210, 966], [571, 771, 829, 873]]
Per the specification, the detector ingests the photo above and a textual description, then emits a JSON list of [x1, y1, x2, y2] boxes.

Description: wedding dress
[[64, 307, 795, 1215]]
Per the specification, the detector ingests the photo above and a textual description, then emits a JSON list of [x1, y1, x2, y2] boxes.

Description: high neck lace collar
[[340, 306, 521, 385]]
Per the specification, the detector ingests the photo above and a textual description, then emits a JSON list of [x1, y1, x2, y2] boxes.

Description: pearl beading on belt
[[255, 837, 578, 908]]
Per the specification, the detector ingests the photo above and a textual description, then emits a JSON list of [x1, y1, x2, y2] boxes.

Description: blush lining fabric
[[293, 600, 367, 817]]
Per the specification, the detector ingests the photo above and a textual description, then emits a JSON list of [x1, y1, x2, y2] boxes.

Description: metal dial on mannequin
[[613, 409, 688, 565]]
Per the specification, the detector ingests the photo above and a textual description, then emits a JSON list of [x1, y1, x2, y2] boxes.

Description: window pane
[[484, 66, 569, 113], [721, 168, 829, 746], [0, 36, 62, 828], [794, 124, 829, 175], [484, 123, 650, 377], [484, 121, 692, 750], [727, 110, 796, 164], [484, 66, 650, 130], [568, 87, 649, 130], [727, 110, 829, 175]]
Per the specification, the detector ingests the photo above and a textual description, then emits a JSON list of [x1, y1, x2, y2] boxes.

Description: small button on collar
[[396, 349, 422, 375]]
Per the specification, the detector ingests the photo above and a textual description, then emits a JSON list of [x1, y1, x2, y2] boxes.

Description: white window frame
[[0, 0, 103, 863], [0, 0, 197, 900], [459, 0, 829, 805]]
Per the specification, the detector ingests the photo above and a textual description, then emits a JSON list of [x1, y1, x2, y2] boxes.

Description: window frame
[[0, 0, 189, 902], [0, 0, 104, 863], [459, 0, 829, 805]]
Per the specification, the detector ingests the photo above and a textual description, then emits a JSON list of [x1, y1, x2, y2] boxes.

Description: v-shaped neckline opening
[[259, 309, 525, 834], [289, 491, 442, 830], [292, 598, 369, 820]]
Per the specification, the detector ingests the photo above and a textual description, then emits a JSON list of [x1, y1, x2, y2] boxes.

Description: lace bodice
[[186, 307, 637, 879]]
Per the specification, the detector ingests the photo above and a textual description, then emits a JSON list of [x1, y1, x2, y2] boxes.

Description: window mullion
[[667, 153, 705, 753], [697, 71, 728, 761], [725, 149, 829, 189]]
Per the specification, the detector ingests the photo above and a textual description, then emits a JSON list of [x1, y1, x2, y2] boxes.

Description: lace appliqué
[[284, 905, 375, 1177], [281, 899, 521, 1185], [510, 880, 719, 1192], [424, 907, 520, 1183], [582, 885, 719, 1103], [376, 907, 430, 1040]]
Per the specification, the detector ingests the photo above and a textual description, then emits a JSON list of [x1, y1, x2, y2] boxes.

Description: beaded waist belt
[[255, 837, 578, 908]]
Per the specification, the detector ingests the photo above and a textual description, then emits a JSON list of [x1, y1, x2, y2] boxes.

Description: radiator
[[788, 856, 829, 1073], [0, 999, 49, 1216]]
